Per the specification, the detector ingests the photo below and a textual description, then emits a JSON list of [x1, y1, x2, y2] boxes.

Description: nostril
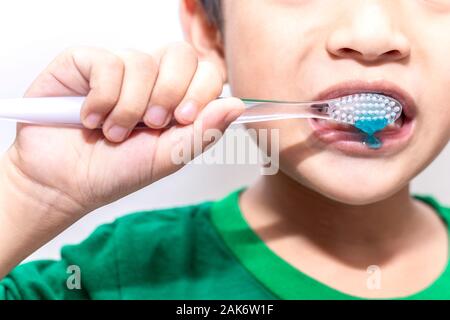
[[382, 49, 403, 59], [339, 48, 357, 55], [336, 47, 404, 61]]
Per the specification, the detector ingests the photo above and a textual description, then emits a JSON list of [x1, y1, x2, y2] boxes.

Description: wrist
[[3, 146, 89, 217], [0, 149, 86, 277]]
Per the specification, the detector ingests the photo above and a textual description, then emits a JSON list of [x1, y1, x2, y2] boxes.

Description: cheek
[[224, 2, 327, 99], [411, 66, 450, 154], [408, 11, 450, 140], [428, 79, 450, 142]]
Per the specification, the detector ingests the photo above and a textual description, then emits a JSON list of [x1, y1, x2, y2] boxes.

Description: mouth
[[309, 80, 417, 156]]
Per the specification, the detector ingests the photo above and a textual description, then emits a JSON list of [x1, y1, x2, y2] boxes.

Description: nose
[[326, 1, 411, 63]]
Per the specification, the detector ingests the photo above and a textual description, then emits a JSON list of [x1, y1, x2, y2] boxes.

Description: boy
[[1, 0, 450, 299]]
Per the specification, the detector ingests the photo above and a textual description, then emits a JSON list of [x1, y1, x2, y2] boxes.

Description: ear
[[180, 0, 227, 82]]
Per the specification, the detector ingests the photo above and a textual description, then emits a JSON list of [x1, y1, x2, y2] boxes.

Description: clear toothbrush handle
[[231, 99, 331, 125]]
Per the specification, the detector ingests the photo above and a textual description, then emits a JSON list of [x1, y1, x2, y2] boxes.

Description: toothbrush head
[[328, 93, 403, 125]]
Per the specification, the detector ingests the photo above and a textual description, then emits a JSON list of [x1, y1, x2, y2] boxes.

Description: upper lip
[[315, 80, 417, 119]]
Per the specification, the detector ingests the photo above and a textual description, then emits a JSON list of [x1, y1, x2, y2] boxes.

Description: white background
[[0, 0, 448, 262]]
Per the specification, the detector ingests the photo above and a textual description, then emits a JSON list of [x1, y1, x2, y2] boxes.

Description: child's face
[[222, 0, 450, 204]]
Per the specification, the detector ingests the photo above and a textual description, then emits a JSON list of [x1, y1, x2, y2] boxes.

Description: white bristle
[[328, 93, 403, 125]]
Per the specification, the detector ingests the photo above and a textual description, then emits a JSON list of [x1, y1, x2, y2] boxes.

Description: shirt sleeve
[[0, 221, 121, 300]]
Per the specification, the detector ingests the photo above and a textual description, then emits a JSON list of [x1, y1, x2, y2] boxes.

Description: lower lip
[[308, 117, 415, 156]]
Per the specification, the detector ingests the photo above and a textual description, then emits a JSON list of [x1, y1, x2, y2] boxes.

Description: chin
[[283, 163, 409, 206], [314, 184, 401, 206]]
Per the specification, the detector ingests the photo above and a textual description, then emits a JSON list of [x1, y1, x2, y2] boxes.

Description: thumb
[[150, 97, 245, 181], [196, 97, 246, 134]]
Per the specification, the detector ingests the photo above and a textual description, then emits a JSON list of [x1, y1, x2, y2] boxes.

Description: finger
[[24, 48, 91, 98], [151, 98, 246, 181], [102, 50, 158, 142], [144, 43, 198, 129], [72, 48, 125, 129], [195, 97, 246, 134], [174, 60, 224, 125]]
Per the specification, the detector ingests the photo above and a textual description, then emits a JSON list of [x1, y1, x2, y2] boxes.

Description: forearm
[[0, 154, 83, 279]]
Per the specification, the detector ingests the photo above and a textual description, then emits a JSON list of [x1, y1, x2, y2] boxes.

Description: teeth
[[385, 122, 400, 130], [385, 116, 404, 130]]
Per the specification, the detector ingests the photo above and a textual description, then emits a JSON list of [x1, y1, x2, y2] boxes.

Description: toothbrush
[[236, 93, 402, 125], [0, 93, 402, 128]]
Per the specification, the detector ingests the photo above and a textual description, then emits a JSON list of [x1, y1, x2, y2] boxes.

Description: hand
[[4, 43, 244, 220]]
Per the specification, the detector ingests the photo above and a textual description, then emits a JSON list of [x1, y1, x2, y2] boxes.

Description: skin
[[0, 0, 449, 299], [186, 0, 450, 298], [0, 45, 245, 275]]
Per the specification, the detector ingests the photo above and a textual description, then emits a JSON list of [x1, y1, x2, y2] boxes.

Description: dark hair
[[199, 0, 223, 30]]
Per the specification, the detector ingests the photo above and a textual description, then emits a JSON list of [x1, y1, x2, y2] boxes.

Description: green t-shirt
[[1, 188, 449, 300]]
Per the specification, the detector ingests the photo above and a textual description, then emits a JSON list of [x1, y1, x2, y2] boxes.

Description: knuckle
[[116, 105, 143, 124], [167, 41, 194, 54], [198, 61, 223, 96], [101, 52, 124, 70], [205, 62, 223, 89], [134, 53, 158, 74], [63, 46, 98, 62], [66, 46, 124, 73], [117, 50, 158, 74], [62, 45, 87, 57], [167, 42, 198, 62], [91, 92, 119, 109], [50, 46, 86, 69], [152, 82, 185, 106]]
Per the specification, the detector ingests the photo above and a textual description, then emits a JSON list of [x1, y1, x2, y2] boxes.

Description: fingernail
[[84, 113, 102, 128], [108, 125, 129, 142], [145, 105, 169, 127], [178, 101, 198, 123]]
